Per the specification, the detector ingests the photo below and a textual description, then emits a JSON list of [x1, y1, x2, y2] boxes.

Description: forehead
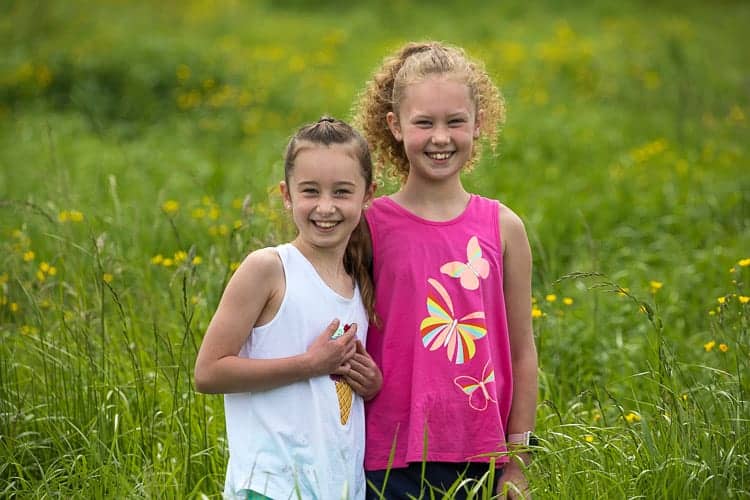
[[398, 75, 475, 115], [290, 144, 363, 182]]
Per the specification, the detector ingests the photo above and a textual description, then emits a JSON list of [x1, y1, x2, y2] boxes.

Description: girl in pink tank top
[[355, 41, 539, 499]]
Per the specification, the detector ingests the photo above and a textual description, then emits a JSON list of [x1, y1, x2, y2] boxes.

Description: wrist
[[507, 431, 533, 447]]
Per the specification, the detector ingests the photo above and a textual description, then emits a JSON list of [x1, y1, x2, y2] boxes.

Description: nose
[[316, 195, 336, 214], [431, 125, 450, 145]]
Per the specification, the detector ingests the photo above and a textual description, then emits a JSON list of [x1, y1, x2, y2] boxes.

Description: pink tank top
[[364, 194, 513, 469]]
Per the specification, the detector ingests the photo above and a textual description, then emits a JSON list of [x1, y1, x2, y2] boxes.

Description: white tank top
[[223, 243, 367, 500]]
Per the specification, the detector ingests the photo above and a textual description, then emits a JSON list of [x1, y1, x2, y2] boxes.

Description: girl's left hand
[[497, 459, 530, 499], [343, 340, 382, 400]]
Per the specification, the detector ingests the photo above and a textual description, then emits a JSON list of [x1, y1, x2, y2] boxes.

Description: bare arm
[[497, 205, 538, 498], [194, 248, 357, 394]]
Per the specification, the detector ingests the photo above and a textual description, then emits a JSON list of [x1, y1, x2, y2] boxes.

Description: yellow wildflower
[[545, 294, 557, 302], [23, 251, 35, 262], [719, 343, 729, 353], [649, 281, 663, 292], [531, 307, 543, 318], [593, 412, 601, 422], [681, 394, 688, 401], [69, 210, 84, 222], [39, 299, 51, 309], [151, 254, 164, 265], [162, 258, 174, 267], [563, 297, 574, 306], [192, 256, 203, 265], [174, 251, 188, 263], [209, 206, 221, 220], [161, 200, 180, 214], [21, 325, 38, 335], [717, 296, 726, 305], [39, 262, 50, 273], [739, 296, 749, 304], [10, 302, 19, 312], [584, 435, 594, 443], [233, 220, 243, 229], [229, 262, 240, 272], [102, 273, 113, 284], [624, 412, 641, 424], [739, 258, 750, 267], [47, 266, 56, 276], [58, 211, 69, 222], [704, 340, 716, 352], [232, 198, 243, 209], [36, 270, 45, 282], [708, 310, 716, 316]]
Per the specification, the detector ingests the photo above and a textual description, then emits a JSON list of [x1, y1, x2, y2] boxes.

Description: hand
[[497, 458, 530, 499], [342, 340, 382, 400], [305, 320, 356, 377]]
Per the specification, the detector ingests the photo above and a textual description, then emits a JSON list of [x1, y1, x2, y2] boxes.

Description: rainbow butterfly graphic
[[419, 278, 487, 364], [440, 236, 490, 291], [453, 359, 497, 411]]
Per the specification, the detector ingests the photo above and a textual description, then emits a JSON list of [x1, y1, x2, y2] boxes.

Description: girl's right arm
[[194, 248, 357, 394]]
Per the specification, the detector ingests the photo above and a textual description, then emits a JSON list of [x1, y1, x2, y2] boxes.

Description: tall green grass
[[1, 0, 748, 497]]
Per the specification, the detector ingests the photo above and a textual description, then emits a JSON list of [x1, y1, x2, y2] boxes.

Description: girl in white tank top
[[194, 117, 381, 499]]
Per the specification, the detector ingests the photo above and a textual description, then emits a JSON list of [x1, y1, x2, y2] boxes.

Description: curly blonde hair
[[353, 41, 505, 181]]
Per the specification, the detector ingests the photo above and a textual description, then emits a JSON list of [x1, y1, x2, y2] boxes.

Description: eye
[[449, 118, 467, 127], [334, 189, 353, 197], [415, 120, 432, 128], [301, 188, 318, 196]]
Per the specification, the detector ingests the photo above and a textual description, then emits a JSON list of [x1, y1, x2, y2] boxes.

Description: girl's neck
[[391, 176, 471, 222], [290, 239, 353, 296]]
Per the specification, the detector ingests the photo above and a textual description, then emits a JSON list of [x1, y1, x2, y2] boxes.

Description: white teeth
[[427, 152, 452, 160], [314, 221, 337, 228]]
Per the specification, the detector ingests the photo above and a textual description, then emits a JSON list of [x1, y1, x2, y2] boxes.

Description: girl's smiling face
[[281, 143, 373, 253], [387, 75, 481, 184]]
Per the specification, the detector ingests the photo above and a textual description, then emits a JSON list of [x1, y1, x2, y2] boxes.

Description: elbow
[[193, 364, 219, 394]]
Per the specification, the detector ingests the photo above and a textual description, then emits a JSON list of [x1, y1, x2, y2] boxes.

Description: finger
[[324, 319, 341, 339], [355, 339, 367, 354]]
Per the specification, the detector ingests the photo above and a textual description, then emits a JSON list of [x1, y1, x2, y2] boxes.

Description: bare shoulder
[[224, 247, 284, 300], [497, 203, 529, 255]]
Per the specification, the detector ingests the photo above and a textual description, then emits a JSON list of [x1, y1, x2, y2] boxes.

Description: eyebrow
[[295, 180, 358, 187]]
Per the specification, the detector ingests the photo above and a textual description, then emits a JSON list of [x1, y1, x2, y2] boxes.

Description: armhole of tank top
[[494, 200, 503, 257], [253, 247, 287, 330]]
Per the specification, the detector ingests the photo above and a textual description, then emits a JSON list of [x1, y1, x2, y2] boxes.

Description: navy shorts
[[365, 462, 503, 499]]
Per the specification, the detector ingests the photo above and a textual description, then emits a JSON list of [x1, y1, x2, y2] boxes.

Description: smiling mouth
[[425, 151, 454, 160], [312, 220, 340, 229]]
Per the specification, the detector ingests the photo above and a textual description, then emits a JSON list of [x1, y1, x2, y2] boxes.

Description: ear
[[363, 181, 376, 208], [473, 108, 485, 139], [279, 181, 292, 209], [386, 111, 403, 142]]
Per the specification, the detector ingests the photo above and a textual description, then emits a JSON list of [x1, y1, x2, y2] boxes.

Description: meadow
[[1, 0, 748, 498]]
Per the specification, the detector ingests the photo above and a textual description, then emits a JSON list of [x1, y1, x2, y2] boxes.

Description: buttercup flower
[[563, 297, 574, 305], [649, 281, 663, 293], [545, 294, 557, 302], [103, 273, 113, 284], [23, 251, 35, 262], [624, 412, 641, 423], [532, 307, 543, 318], [161, 200, 180, 214], [704, 340, 716, 352], [739, 296, 749, 304], [739, 258, 750, 267], [719, 343, 729, 352]]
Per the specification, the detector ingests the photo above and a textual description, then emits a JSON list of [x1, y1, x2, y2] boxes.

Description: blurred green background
[[1, 0, 748, 497]]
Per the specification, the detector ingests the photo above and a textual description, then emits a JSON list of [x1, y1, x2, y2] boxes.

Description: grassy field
[[1, 0, 748, 498]]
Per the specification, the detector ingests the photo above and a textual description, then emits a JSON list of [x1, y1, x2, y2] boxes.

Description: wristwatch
[[507, 431, 538, 447]]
